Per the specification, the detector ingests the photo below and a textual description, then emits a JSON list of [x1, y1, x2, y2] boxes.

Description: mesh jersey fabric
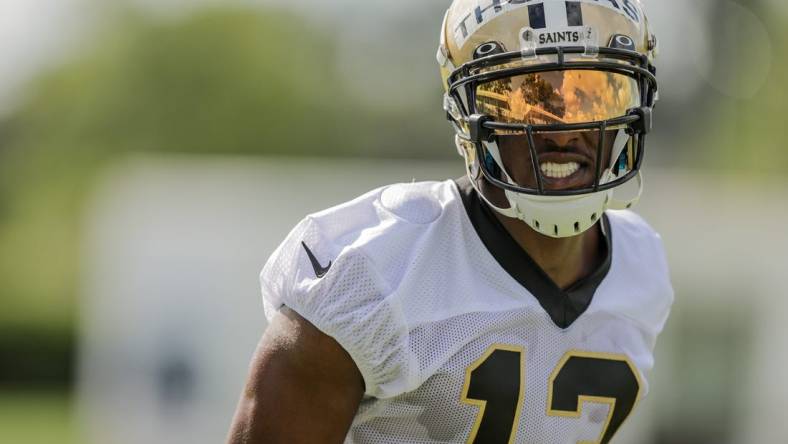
[[260, 179, 674, 444]]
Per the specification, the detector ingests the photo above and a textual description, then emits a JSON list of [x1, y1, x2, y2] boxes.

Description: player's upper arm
[[259, 212, 416, 401], [226, 306, 365, 444]]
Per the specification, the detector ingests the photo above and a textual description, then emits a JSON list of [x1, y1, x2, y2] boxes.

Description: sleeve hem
[[282, 300, 380, 399]]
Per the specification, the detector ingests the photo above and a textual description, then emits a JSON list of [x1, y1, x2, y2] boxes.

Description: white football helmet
[[438, 0, 658, 238]]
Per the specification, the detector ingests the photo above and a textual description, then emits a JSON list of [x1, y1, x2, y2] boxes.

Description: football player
[[227, 0, 673, 443]]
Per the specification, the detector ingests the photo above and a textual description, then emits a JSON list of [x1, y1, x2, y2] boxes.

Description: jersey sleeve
[[260, 216, 414, 399]]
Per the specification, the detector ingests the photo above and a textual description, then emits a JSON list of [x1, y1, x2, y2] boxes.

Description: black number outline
[[546, 350, 643, 444], [460, 344, 526, 444]]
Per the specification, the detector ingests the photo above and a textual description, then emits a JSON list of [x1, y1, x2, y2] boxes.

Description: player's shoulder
[[316, 179, 457, 268], [259, 180, 459, 398], [605, 209, 670, 279], [600, 209, 674, 335], [605, 209, 661, 241], [308, 179, 455, 236], [605, 209, 670, 276], [293, 179, 459, 275], [265, 178, 457, 291], [605, 209, 668, 263]]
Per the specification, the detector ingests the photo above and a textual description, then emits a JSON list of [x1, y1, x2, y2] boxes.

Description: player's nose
[[539, 132, 581, 150]]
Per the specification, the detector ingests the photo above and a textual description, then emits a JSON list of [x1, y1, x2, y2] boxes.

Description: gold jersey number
[[461, 346, 643, 444]]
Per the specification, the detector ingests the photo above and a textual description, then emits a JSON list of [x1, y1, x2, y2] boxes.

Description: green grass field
[[0, 391, 80, 444]]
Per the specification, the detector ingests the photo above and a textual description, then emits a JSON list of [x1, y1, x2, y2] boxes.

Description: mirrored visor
[[475, 70, 640, 125]]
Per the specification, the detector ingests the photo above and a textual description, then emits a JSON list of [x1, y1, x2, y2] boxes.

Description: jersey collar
[[453, 176, 612, 329]]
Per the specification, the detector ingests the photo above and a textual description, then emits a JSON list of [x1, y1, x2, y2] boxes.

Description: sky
[[0, 0, 86, 113]]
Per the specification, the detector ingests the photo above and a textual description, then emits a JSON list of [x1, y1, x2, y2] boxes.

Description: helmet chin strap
[[462, 155, 521, 219], [608, 170, 644, 210], [604, 129, 643, 210], [610, 128, 630, 170], [483, 128, 631, 189], [457, 122, 644, 238], [463, 129, 641, 238], [454, 134, 466, 158]]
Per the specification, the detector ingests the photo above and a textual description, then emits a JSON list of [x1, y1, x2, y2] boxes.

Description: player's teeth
[[540, 162, 580, 179]]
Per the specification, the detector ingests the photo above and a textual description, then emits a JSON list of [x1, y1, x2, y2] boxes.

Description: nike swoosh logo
[[301, 242, 332, 278]]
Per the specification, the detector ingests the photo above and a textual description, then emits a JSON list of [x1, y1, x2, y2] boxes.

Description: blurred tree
[[521, 75, 566, 117], [0, 5, 449, 342], [488, 79, 513, 96], [681, 0, 788, 175]]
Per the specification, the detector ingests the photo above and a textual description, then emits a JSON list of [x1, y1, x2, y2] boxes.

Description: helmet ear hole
[[473, 41, 505, 60]]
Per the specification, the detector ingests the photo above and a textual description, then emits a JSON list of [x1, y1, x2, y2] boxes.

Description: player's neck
[[493, 212, 603, 290]]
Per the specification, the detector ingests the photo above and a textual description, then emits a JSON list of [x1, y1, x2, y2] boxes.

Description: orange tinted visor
[[475, 70, 641, 125]]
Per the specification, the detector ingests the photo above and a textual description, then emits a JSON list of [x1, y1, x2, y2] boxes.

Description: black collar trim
[[453, 176, 612, 329]]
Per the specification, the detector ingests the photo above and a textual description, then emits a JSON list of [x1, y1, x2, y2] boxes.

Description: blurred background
[[1, 0, 786, 443]]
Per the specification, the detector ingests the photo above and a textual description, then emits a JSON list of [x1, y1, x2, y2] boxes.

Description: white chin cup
[[503, 188, 613, 238], [474, 171, 643, 239], [471, 170, 644, 238]]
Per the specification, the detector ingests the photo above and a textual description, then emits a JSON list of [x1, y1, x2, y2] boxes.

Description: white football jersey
[[260, 178, 673, 444]]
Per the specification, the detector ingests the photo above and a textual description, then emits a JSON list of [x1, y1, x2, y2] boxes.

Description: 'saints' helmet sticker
[[438, 0, 658, 238]]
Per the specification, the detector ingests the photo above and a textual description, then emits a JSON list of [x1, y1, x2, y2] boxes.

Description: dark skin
[[495, 130, 614, 289], [226, 130, 611, 443], [226, 307, 365, 444]]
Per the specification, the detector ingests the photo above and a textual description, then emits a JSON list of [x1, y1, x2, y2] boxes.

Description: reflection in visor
[[475, 70, 640, 125]]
